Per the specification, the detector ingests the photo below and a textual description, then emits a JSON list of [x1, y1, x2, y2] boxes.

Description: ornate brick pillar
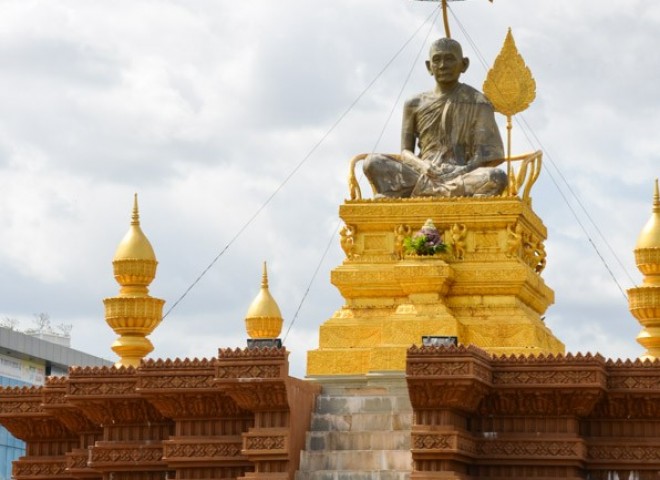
[[584, 359, 660, 479], [407, 346, 612, 479], [407, 345, 492, 480], [66, 366, 174, 480], [215, 348, 320, 480], [42, 377, 103, 479], [0, 386, 78, 480], [474, 352, 606, 479], [137, 357, 253, 479]]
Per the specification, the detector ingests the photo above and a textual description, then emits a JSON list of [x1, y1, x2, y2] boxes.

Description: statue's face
[[426, 45, 467, 88]]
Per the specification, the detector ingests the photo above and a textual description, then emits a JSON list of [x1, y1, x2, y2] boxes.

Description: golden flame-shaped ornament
[[483, 28, 536, 118], [483, 28, 537, 196]]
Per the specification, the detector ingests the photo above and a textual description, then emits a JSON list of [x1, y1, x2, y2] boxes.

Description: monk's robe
[[363, 82, 507, 198]]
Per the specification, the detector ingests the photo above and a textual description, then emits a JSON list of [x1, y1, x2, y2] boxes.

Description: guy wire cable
[[517, 113, 638, 288], [283, 6, 442, 341], [162, 5, 443, 320], [370, 6, 442, 156]]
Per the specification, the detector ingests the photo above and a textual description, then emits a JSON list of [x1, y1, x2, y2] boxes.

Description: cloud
[[0, 0, 657, 374]]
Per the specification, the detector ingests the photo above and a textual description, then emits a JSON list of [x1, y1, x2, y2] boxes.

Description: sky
[[0, 0, 657, 378]]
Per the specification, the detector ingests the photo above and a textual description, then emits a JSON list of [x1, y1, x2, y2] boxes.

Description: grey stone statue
[[364, 38, 507, 198]]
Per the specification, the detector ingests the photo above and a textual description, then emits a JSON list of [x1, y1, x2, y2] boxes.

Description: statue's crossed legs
[[363, 154, 507, 198]]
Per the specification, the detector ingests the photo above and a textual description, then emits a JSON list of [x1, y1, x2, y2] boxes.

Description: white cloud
[[0, 0, 657, 372]]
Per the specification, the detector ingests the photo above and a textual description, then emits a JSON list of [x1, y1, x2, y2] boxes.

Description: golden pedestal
[[307, 197, 564, 376]]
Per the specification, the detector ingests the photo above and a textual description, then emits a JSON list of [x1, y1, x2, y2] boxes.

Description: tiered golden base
[[307, 197, 564, 376]]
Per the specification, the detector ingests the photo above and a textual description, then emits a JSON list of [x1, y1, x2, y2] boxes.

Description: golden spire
[[245, 262, 284, 339], [635, 178, 660, 252], [103, 194, 165, 367], [113, 193, 156, 264], [628, 179, 660, 360]]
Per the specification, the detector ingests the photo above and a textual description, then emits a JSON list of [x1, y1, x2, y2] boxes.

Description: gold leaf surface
[[483, 28, 536, 117]]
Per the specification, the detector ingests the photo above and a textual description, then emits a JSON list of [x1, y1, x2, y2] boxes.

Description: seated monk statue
[[363, 37, 507, 198]]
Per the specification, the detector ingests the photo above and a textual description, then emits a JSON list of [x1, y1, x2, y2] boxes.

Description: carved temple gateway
[[1, 23, 660, 480]]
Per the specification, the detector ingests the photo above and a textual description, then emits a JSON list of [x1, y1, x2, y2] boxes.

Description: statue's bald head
[[429, 38, 464, 58], [425, 37, 469, 92]]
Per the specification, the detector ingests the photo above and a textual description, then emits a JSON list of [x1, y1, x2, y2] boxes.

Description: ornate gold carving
[[449, 223, 467, 260], [482, 30, 540, 199], [628, 287, 660, 317], [505, 222, 523, 257], [534, 238, 547, 273], [363, 234, 387, 252], [319, 325, 381, 348], [307, 349, 370, 376], [519, 232, 546, 274], [483, 29, 536, 118], [309, 198, 563, 376], [635, 247, 660, 277], [466, 324, 534, 348], [340, 224, 357, 259], [511, 150, 543, 201], [104, 297, 164, 329], [113, 259, 158, 286], [347, 153, 368, 201], [394, 224, 412, 260]]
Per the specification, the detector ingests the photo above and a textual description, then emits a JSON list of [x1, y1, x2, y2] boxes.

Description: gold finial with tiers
[[103, 194, 165, 367], [245, 262, 283, 339], [628, 179, 660, 360]]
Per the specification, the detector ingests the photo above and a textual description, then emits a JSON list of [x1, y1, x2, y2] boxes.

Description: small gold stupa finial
[[103, 195, 165, 367], [113, 193, 156, 266], [628, 179, 660, 360], [635, 178, 660, 251], [245, 262, 284, 339]]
